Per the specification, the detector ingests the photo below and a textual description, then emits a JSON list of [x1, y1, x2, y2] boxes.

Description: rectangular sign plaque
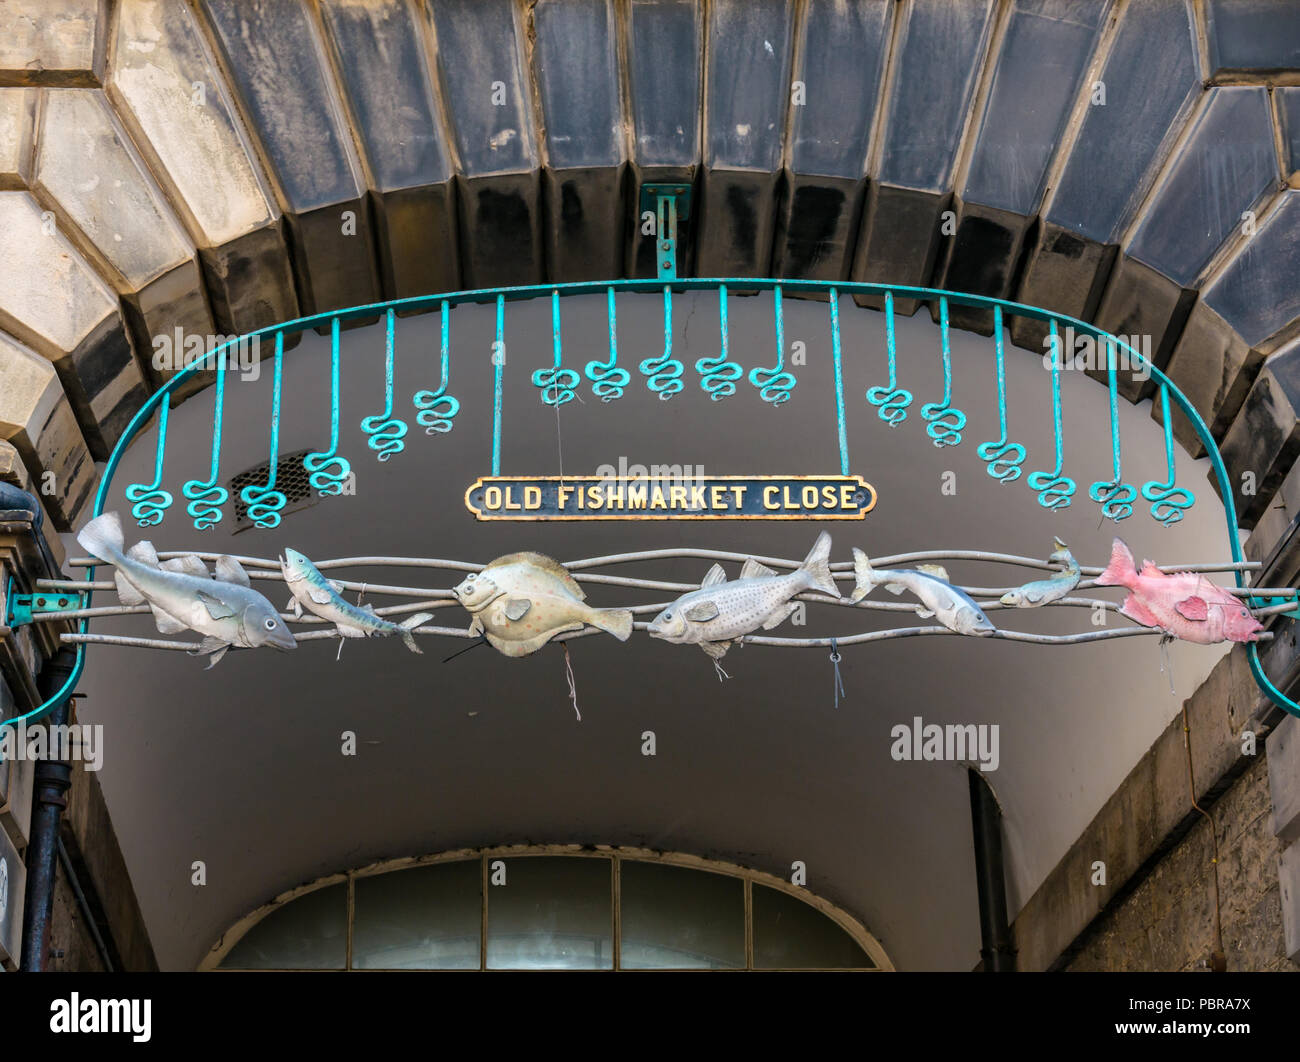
[[465, 475, 876, 521]]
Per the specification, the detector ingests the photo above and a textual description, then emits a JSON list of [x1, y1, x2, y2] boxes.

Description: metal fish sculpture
[[647, 531, 839, 658], [76, 511, 296, 667], [280, 548, 433, 654], [451, 551, 633, 657], [1096, 537, 1263, 644], [1000, 537, 1081, 608], [850, 549, 996, 636]]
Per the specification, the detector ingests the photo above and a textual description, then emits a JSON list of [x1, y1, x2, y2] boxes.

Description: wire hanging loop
[[695, 284, 743, 400], [1142, 383, 1196, 525], [748, 285, 797, 405], [304, 318, 353, 496], [976, 304, 1026, 482], [639, 284, 684, 400], [413, 300, 460, 435], [183, 344, 230, 529], [240, 331, 289, 528], [1088, 334, 1137, 520], [920, 296, 967, 447], [124, 393, 174, 527], [532, 288, 580, 407], [1026, 319, 1076, 511], [829, 637, 845, 709], [584, 286, 630, 401], [360, 307, 409, 462], [867, 290, 912, 425]]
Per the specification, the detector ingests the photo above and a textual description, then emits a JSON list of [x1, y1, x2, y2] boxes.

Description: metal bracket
[[640, 183, 691, 280], [1250, 594, 1300, 620], [4, 577, 84, 628]]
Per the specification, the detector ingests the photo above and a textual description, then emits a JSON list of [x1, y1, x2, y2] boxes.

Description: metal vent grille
[[228, 449, 318, 532]]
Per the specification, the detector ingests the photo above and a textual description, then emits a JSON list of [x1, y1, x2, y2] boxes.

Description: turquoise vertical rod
[[124, 394, 173, 526], [183, 344, 229, 529], [585, 286, 629, 400], [867, 291, 911, 424], [748, 286, 796, 404], [829, 288, 848, 476], [920, 296, 966, 447], [695, 284, 743, 399], [1142, 384, 1196, 524], [360, 307, 408, 460], [413, 300, 459, 433], [976, 305, 1026, 481], [1026, 320, 1076, 509], [492, 293, 504, 475], [1088, 336, 1137, 520], [304, 318, 352, 495], [239, 331, 287, 528]]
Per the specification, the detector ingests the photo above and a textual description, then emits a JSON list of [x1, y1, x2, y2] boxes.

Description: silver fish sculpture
[[850, 549, 996, 636], [1000, 537, 1080, 608], [280, 548, 433, 654], [77, 511, 296, 667], [451, 551, 633, 657], [647, 531, 839, 658]]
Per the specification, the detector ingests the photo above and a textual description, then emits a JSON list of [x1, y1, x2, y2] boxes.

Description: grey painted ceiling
[[68, 292, 1231, 969]]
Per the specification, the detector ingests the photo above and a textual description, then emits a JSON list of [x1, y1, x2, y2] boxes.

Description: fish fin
[[739, 558, 776, 580], [113, 571, 145, 606], [485, 623, 582, 657], [916, 563, 949, 582], [76, 511, 124, 562], [287, 597, 302, 618], [885, 583, 907, 596], [760, 602, 799, 630], [591, 608, 634, 642], [1175, 596, 1209, 622], [329, 580, 345, 593], [307, 584, 333, 605], [700, 563, 728, 587], [850, 548, 874, 601], [700, 640, 730, 659], [161, 554, 208, 578], [485, 552, 585, 599], [196, 590, 236, 620], [214, 555, 251, 587], [504, 598, 532, 621], [127, 540, 160, 567], [916, 608, 935, 619], [149, 604, 188, 634], [1097, 538, 1137, 588], [188, 636, 230, 668], [398, 613, 432, 654], [1119, 595, 1161, 629], [1053, 536, 1068, 551], [467, 615, 484, 637], [800, 531, 838, 596], [335, 623, 368, 639], [1024, 588, 1045, 606], [685, 600, 721, 622], [1139, 561, 1164, 578]]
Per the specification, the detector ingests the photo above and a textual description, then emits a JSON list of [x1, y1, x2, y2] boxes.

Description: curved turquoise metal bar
[[17, 278, 1298, 724]]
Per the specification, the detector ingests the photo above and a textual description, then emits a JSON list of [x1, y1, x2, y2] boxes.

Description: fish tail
[[76, 511, 124, 564], [591, 608, 634, 642], [398, 612, 433, 654], [850, 547, 876, 602], [1097, 537, 1137, 588], [800, 530, 838, 596]]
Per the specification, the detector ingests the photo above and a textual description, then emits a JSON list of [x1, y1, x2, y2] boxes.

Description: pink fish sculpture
[[1096, 538, 1264, 644]]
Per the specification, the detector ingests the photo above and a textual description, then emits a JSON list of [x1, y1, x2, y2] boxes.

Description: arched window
[[204, 847, 890, 971]]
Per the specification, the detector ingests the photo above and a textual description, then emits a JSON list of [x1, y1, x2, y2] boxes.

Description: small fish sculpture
[[280, 548, 433, 654], [647, 531, 839, 658], [850, 549, 996, 636], [1000, 537, 1081, 608], [451, 551, 633, 657], [1096, 538, 1263, 644], [77, 511, 296, 667]]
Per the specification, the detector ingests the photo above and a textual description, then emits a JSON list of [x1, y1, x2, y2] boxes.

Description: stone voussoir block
[[0, 0, 106, 88]]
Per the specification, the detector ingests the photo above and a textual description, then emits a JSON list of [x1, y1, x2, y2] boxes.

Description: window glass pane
[[352, 862, 481, 970], [486, 857, 612, 970], [620, 862, 744, 969], [752, 885, 874, 970], [219, 882, 346, 970]]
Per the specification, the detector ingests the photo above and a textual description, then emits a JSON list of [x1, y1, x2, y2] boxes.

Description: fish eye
[[264, 618, 278, 630], [1241, 609, 1249, 617], [665, 612, 673, 620]]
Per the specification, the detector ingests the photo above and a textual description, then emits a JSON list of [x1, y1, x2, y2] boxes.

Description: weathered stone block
[[1281, 841, 1300, 963], [0, 813, 25, 969], [772, 175, 863, 282], [933, 200, 1031, 335], [850, 184, 948, 315], [0, 440, 64, 566], [696, 169, 781, 278], [108, 0, 297, 335], [0, 88, 35, 188], [1219, 337, 1300, 528], [1269, 713, 1300, 846], [1010, 222, 1115, 355], [0, 332, 96, 528], [0, 0, 105, 87], [1092, 255, 1195, 403], [542, 168, 624, 285], [1161, 300, 1262, 457], [0, 192, 147, 457]]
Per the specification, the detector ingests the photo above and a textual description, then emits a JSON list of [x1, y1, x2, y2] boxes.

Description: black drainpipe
[[19, 647, 78, 972], [968, 767, 1017, 971]]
